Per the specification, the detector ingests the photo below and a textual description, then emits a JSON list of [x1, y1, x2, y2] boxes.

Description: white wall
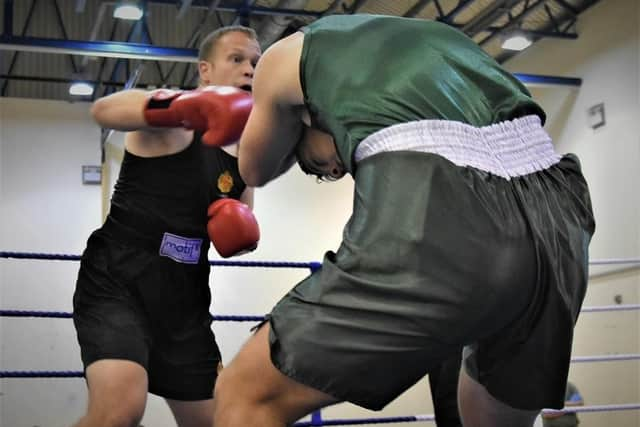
[[505, 0, 640, 426], [0, 97, 102, 427]]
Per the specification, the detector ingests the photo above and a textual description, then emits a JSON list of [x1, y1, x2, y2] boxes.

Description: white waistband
[[354, 115, 561, 180]]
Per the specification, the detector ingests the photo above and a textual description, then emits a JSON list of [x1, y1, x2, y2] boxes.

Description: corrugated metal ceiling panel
[[0, 0, 603, 102]]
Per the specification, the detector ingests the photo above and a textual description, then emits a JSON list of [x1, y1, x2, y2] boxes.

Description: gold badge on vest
[[217, 171, 234, 194]]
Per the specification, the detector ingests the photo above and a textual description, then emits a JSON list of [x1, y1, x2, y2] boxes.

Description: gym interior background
[[1, 1, 638, 426]]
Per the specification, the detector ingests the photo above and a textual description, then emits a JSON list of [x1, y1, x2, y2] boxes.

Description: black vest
[[108, 132, 246, 240]]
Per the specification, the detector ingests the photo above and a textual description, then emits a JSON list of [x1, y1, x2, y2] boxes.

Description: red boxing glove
[[143, 86, 253, 146], [207, 198, 260, 258]]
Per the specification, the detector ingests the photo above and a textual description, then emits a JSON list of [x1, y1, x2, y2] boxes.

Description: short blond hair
[[198, 26, 258, 61]]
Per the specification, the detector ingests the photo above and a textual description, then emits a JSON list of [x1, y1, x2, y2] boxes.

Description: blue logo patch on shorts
[[159, 233, 202, 264]]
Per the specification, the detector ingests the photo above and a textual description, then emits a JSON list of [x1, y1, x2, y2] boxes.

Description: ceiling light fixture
[[113, 3, 143, 20], [69, 81, 95, 96], [501, 33, 532, 51]]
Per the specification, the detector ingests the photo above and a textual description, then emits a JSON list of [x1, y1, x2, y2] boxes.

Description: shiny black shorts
[[267, 151, 595, 411], [73, 230, 220, 401]]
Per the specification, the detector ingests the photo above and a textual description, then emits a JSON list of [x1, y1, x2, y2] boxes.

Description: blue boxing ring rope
[[2, 251, 640, 425]]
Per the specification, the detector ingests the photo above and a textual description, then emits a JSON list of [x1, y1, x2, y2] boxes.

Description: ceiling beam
[[257, 0, 310, 47], [177, 0, 194, 19], [346, 0, 369, 13], [514, 72, 581, 87], [462, 0, 522, 36], [2, 0, 39, 96], [0, 36, 199, 63], [0, 72, 581, 89], [439, 0, 475, 23], [3, 0, 14, 36], [92, 19, 120, 101], [80, 2, 108, 69], [552, 0, 578, 16], [403, 0, 432, 18], [52, 0, 79, 74], [479, 0, 546, 46], [496, 0, 602, 63], [147, 0, 321, 17]]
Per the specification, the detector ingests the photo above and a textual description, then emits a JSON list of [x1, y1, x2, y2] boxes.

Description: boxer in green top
[[213, 14, 595, 427]]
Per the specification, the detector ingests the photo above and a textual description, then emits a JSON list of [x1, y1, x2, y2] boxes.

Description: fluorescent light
[[501, 34, 532, 51], [113, 4, 143, 20], [69, 82, 94, 96]]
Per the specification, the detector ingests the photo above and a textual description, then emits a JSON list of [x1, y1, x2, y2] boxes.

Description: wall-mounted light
[[501, 32, 532, 51], [113, 2, 143, 20], [69, 81, 94, 96]]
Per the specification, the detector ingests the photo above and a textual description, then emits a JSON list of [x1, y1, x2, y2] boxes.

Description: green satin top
[[300, 14, 545, 173]]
